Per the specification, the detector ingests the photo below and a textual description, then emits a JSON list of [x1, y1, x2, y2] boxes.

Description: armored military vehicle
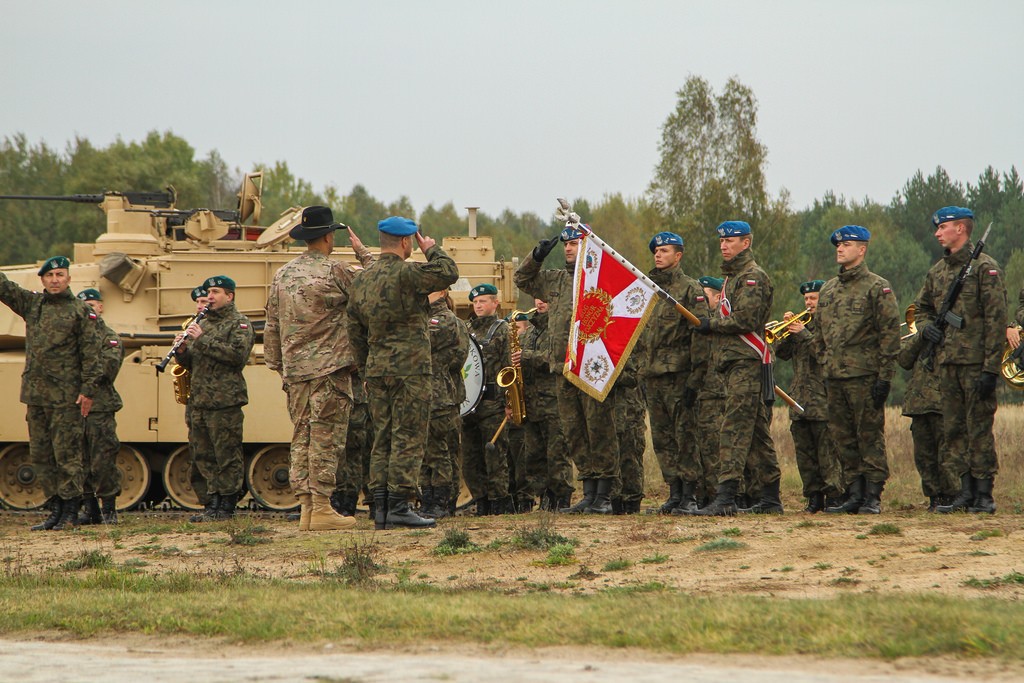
[[0, 175, 518, 512]]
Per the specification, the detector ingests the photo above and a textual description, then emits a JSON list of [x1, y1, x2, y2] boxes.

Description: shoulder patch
[[695, 295, 706, 303], [239, 323, 249, 329], [88, 311, 97, 320], [430, 318, 439, 325], [745, 279, 757, 287], [882, 287, 892, 295], [988, 269, 999, 276], [108, 339, 120, 347]]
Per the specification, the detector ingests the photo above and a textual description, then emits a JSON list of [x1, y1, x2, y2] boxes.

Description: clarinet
[[156, 305, 210, 373]]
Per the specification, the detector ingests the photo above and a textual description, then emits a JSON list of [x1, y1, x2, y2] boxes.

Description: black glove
[[694, 317, 711, 335], [922, 322, 944, 345], [682, 386, 699, 408], [975, 371, 999, 400], [870, 379, 891, 409], [532, 235, 560, 262]]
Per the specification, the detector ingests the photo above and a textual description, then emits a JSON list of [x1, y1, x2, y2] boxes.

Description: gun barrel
[[0, 190, 175, 208], [0, 194, 106, 203]]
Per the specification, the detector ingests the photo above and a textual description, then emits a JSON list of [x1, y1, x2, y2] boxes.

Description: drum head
[[460, 336, 485, 417]]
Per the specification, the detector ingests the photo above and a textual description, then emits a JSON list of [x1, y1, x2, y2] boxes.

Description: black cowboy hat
[[289, 205, 346, 241]]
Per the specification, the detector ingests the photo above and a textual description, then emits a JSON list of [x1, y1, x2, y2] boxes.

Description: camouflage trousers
[[790, 418, 841, 498], [612, 382, 647, 502], [462, 400, 510, 501], [286, 370, 352, 497], [337, 400, 371, 496], [83, 411, 122, 499], [422, 405, 459, 487], [941, 364, 999, 479], [716, 360, 779, 486], [507, 422, 533, 504], [696, 395, 724, 502], [826, 375, 888, 485], [556, 376, 620, 480], [190, 405, 245, 496], [366, 374, 430, 496], [909, 412, 956, 497], [27, 405, 85, 500], [646, 373, 699, 483], [523, 404, 572, 499]]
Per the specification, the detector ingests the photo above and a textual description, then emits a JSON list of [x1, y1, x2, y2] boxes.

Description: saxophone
[[496, 308, 536, 425], [168, 308, 209, 405]]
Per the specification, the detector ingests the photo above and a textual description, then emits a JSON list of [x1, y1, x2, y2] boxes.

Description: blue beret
[[799, 280, 826, 295], [830, 225, 871, 246], [648, 231, 684, 252], [191, 286, 209, 301], [38, 255, 71, 276], [560, 226, 583, 242], [932, 206, 974, 226], [716, 221, 751, 237], [698, 276, 724, 291], [76, 288, 102, 302], [469, 283, 499, 300], [203, 275, 236, 292], [377, 216, 418, 236]]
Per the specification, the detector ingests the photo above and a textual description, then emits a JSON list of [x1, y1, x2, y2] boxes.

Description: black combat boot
[[826, 476, 865, 514], [554, 492, 572, 511], [373, 487, 388, 530], [611, 497, 624, 515], [428, 485, 452, 519], [217, 492, 238, 520], [562, 479, 597, 514], [538, 490, 554, 511], [515, 497, 535, 514], [330, 490, 346, 515], [474, 497, 490, 516], [31, 497, 63, 531], [659, 478, 683, 515], [52, 496, 82, 531], [671, 480, 699, 515], [385, 494, 437, 529], [77, 496, 102, 525], [937, 474, 975, 514], [100, 496, 119, 524], [625, 499, 642, 514], [740, 479, 784, 514], [692, 479, 739, 516], [968, 478, 996, 514], [418, 486, 436, 517], [805, 492, 825, 513], [858, 480, 884, 514], [190, 493, 220, 523], [342, 491, 360, 517], [586, 479, 613, 514]]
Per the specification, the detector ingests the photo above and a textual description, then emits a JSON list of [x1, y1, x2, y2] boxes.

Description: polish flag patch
[[430, 318, 439, 325], [108, 339, 119, 347], [882, 287, 892, 294], [88, 312, 97, 320], [696, 296, 706, 302], [988, 269, 999, 276], [239, 323, 249, 329], [745, 279, 757, 286]]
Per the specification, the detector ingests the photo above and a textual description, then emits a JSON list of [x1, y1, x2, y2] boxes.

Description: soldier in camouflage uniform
[[462, 283, 513, 515], [515, 226, 620, 515], [897, 306, 954, 511], [814, 226, 900, 515], [517, 299, 572, 510], [265, 206, 374, 531], [691, 222, 780, 516], [75, 288, 124, 525], [347, 217, 459, 529], [694, 276, 726, 506], [917, 207, 1007, 514], [174, 274, 255, 521], [420, 288, 470, 518], [642, 231, 707, 514], [0, 256, 102, 530], [773, 280, 841, 513], [183, 285, 211, 508]]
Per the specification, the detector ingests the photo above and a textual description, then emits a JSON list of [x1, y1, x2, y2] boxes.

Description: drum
[[460, 336, 485, 417]]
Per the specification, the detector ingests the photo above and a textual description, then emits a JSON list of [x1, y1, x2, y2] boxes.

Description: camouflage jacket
[[347, 246, 459, 378], [814, 261, 900, 381], [176, 302, 254, 409], [1017, 286, 1024, 325], [469, 314, 510, 407], [774, 322, 826, 421], [520, 312, 557, 402], [429, 299, 469, 407], [0, 274, 103, 406], [90, 315, 124, 413], [643, 265, 708, 391], [708, 248, 774, 367], [513, 254, 573, 371], [915, 243, 1007, 373], [898, 333, 942, 416], [264, 247, 374, 384]]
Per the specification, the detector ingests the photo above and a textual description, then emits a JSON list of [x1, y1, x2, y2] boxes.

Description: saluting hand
[[347, 226, 364, 252], [416, 231, 436, 252]]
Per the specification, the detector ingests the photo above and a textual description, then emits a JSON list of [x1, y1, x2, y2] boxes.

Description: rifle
[[919, 222, 993, 372]]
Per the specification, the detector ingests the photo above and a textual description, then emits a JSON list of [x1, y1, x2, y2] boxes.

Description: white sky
[[1, 0, 1021, 219]]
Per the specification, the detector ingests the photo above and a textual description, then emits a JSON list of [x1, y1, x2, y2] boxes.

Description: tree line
[[2, 77, 1021, 402]]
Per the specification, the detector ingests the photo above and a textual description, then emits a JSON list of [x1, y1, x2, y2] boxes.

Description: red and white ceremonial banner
[[563, 232, 658, 401]]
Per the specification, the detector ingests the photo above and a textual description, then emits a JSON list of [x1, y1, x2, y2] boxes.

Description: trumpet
[[765, 309, 811, 344], [1001, 324, 1024, 389]]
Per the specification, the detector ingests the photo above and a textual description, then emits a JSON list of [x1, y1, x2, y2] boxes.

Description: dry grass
[[642, 404, 1024, 512]]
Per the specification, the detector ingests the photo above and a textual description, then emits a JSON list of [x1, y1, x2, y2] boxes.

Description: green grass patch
[[602, 558, 633, 572], [721, 527, 742, 537], [640, 553, 669, 565], [694, 538, 747, 553], [970, 529, 1003, 541], [962, 572, 1024, 589], [508, 520, 579, 551], [868, 523, 902, 536], [58, 550, 113, 571], [813, 562, 833, 570], [536, 544, 576, 566], [920, 546, 939, 553], [433, 528, 481, 556]]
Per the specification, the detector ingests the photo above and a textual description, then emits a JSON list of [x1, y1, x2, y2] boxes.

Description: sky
[[1, 0, 1021, 221]]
